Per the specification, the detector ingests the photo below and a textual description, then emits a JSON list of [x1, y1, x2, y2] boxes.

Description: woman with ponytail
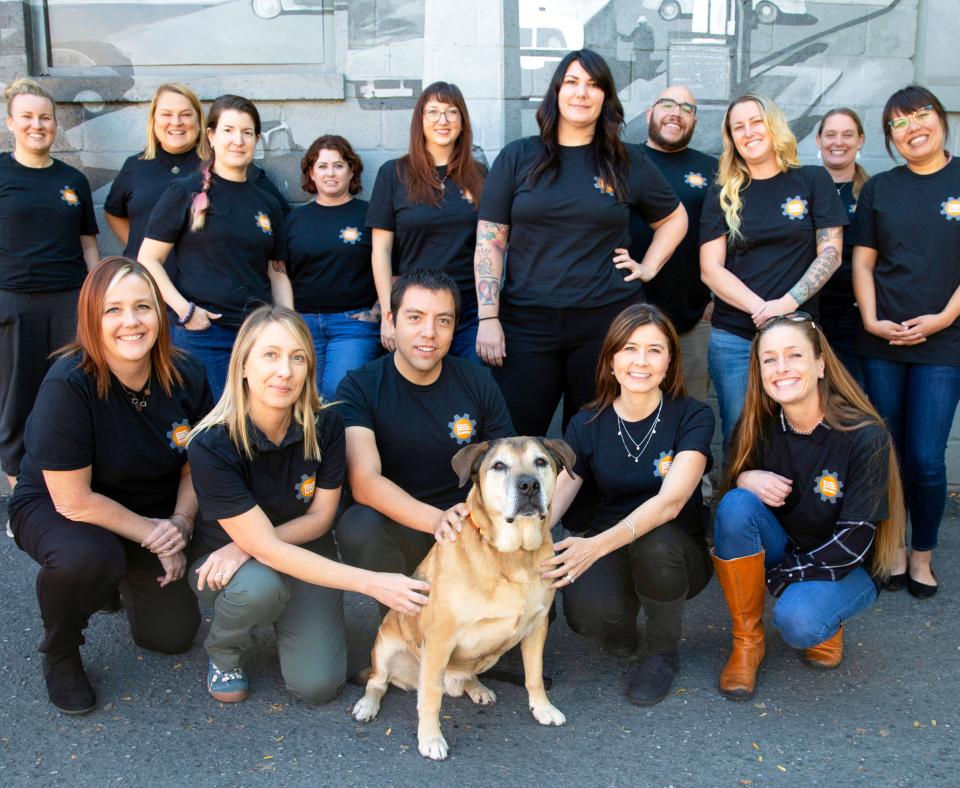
[[710, 312, 903, 701], [700, 95, 849, 451], [138, 95, 291, 399]]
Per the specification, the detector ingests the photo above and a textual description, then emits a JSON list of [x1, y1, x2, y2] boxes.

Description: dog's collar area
[[467, 511, 487, 540]]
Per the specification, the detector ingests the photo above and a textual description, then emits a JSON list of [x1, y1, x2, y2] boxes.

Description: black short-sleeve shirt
[[563, 397, 714, 535], [700, 165, 849, 339], [849, 158, 960, 365], [0, 153, 99, 292], [818, 180, 860, 322], [188, 408, 346, 552], [334, 354, 514, 509], [365, 160, 481, 314], [755, 415, 889, 551], [286, 198, 377, 313], [144, 172, 287, 328], [478, 137, 679, 310], [10, 352, 213, 519], [630, 145, 718, 333]]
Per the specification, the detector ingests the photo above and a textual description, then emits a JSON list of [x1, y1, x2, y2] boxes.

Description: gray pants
[[191, 536, 346, 703], [678, 317, 711, 404]]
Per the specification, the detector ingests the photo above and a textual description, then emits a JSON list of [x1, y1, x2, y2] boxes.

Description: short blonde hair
[[4, 78, 55, 119], [143, 83, 208, 160]]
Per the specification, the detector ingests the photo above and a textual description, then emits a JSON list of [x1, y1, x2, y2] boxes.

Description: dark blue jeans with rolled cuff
[[713, 489, 877, 649], [861, 358, 960, 551]]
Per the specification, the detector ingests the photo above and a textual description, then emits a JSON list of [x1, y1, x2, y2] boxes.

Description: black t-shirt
[[188, 408, 346, 552], [334, 354, 515, 509], [479, 137, 679, 309], [286, 198, 377, 313], [0, 153, 99, 292], [563, 397, 714, 535], [700, 165, 849, 339], [754, 416, 889, 551], [849, 158, 960, 365], [818, 180, 860, 322], [10, 352, 213, 519], [630, 145, 717, 333], [365, 160, 481, 315], [145, 172, 287, 328]]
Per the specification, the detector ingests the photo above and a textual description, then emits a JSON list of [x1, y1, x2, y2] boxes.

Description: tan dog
[[351, 436, 576, 760]]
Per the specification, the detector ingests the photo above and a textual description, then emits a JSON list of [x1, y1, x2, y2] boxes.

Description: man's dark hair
[[390, 268, 462, 325]]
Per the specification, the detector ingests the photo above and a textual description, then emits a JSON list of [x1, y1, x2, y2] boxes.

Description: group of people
[[0, 47, 954, 718]]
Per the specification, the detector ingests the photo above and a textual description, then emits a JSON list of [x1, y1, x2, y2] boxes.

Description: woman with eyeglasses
[[366, 82, 485, 360], [711, 312, 903, 701], [476, 49, 686, 437], [700, 94, 849, 451], [851, 85, 960, 598]]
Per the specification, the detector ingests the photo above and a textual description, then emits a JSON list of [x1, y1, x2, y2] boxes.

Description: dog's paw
[[465, 680, 496, 705], [418, 733, 449, 760], [530, 701, 566, 726], [352, 695, 381, 723]]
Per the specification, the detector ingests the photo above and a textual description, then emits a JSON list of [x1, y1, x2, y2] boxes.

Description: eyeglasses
[[887, 105, 934, 131], [757, 311, 816, 333], [653, 98, 697, 116], [423, 108, 461, 124]]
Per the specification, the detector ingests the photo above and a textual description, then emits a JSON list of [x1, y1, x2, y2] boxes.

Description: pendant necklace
[[616, 395, 663, 463], [120, 371, 152, 413]]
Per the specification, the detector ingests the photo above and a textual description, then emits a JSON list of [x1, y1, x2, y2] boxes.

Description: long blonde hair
[[718, 94, 801, 242], [188, 306, 324, 461], [721, 318, 905, 579], [143, 83, 208, 161]]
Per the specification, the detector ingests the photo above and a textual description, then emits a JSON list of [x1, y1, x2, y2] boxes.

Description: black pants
[[0, 288, 79, 477], [562, 520, 712, 652], [335, 504, 434, 576], [10, 495, 200, 656]]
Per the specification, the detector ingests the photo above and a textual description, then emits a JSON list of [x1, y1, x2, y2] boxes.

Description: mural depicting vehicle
[[250, 0, 324, 19], [641, 0, 809, 23]]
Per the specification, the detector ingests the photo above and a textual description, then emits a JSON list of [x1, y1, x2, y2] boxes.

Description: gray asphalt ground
[[1, 491, 957, 787]]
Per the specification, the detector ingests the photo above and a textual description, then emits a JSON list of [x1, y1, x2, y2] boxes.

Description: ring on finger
[[565, 573, 575, 584]]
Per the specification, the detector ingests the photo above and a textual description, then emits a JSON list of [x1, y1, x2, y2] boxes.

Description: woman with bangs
[[700, 94, 849, 451], [711, 312, 903, 701], [186, 306, 429, 705], [366, 82, 485, 360], [475, 49, 686, 440], [8, 257, 212, 715], [851, 85, 960, 598]]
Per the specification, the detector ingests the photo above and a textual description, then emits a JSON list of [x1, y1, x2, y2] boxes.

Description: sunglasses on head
[[756, 311, 817, 333]]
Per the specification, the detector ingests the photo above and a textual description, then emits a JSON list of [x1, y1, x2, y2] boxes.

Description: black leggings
[[10, 495, 200, 656], [335, 503, 435, 576]]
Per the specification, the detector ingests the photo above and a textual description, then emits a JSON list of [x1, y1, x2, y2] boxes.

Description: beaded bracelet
[[178, 302, 196, 326]]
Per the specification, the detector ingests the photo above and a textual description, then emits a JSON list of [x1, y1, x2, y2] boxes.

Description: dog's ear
[[451, 441, 490, 488], [541, 438, 577, 479]]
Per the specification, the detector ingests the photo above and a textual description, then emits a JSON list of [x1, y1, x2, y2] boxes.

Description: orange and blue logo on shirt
[[448, 413, 477, 445], [848, 202, 857, 214], [940, 197, 960, 221], [254, 211, 273, 234], [462, 188, 476, 206], [339, 226, 361, 244], [813, 470, 844, 504], [60, 186, 80, 207], [653, 450, 674, 479], [684, 172, 707, 189], [295, 473, 316, 502], [593, 176, 615, 197], [781, 196, 808, 221], [166, 420, 191, 453]]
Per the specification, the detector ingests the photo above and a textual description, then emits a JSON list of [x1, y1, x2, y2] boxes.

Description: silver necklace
[[781, 410, 823, 436], [616, 396, 663, 463]]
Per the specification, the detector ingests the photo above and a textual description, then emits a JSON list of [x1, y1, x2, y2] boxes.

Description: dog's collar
[[467, 511, 487, 540]]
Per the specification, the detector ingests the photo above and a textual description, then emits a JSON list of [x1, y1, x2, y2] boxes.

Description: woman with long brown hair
[[366, 81, 485, 360], [711, 312, 904, 701], [543, 303, 714, 706], [8, 257, 212, 714]]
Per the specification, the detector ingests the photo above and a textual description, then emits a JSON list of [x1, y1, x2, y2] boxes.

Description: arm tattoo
[[474, 220, 510, 308], [271, 259, 287, 274], [478, 278, 500, 306], [788, 227, 842, 305]]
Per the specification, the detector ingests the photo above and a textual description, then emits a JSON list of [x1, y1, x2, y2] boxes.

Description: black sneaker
[[625, 650, 679, 707], [43, 650, 96, 715]]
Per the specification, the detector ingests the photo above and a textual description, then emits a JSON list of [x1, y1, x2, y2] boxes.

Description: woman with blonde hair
[[186, 305, 429, 704], [711, 312, 904, 701], [700, 94, 848, 450]]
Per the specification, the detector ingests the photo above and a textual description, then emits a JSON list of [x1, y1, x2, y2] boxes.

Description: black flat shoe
[[626, 651, 679, 707], [44, 650, 96, 715], [908, 570, 938, 599], [884, 572, 908, 592]]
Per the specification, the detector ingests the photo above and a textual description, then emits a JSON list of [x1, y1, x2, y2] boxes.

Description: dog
[[351, 436, 576, 760]]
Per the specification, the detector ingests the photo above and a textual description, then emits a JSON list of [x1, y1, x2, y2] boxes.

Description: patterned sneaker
[[207, 659, 248, 702]]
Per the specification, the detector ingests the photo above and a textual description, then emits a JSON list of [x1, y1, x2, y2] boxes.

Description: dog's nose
[[516, 475, 540, 497]]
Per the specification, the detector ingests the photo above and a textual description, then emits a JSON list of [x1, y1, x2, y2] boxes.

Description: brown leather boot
[[712, 551, 766, 701], [804, 626, 843, 669]]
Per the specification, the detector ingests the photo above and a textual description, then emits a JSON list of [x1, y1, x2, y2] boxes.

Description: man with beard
[[629, 86, 718, 403]]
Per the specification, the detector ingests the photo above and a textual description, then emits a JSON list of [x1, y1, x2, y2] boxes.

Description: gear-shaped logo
[[940, 197, 960, 221], [652, 450, 674, 479], [684, 171, 707, 189], [813, 470, 844, 504], [294, 474, 316, 502], [781, 196, 808, 221], [448, 414, 477, 444], [166, 420, 191, 452]]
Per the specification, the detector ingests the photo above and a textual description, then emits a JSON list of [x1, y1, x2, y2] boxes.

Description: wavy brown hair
[[300, 134, 363, 195], [721, 318, 905, 578], [584, 303, 687, 419], [400, 81, 484, 207], [817, 108, 869, 199]]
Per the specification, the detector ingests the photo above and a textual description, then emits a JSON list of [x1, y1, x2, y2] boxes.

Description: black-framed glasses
[[653, 98, 697, 116], [757, 311, 816, 333], [888, 105, 934, 131], [423, 108, 461, 124]]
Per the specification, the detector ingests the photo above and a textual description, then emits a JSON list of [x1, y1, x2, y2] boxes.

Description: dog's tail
[[346, 667, 372, 687]]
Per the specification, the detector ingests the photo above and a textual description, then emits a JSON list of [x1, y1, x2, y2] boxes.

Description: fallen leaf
[[854, 728, 867, 734], [174, 663, 182, 670], [274, 736, 284, 742], [263, 755, 273, 760], [120, 696, 132, 701], [675, 687, 687, 694], [758, 756, 763, 763], [932, 720, 937, 727], [268, 703, 284, 713], [758, 712, 768, 718], [879, 730, 890, 737], [739, 781, 752, 786], [777, 765, 787, 773], [385, 728, 392, 736], [752, 742, 760, 751]]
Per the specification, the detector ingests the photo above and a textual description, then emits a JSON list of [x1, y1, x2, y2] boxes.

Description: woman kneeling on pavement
[[9, 257, 212, 714], [543, 303, 715, 706], [186, 305, 429, 704], [712, 312, 904, 701]]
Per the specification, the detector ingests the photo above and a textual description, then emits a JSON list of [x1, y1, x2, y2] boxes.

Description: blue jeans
[[171, 322, 238, 402], [449, 312, 480, 364], [302, 310, 381, 401], [861, 358, 960, 550], [713, 489, 877, 649], [707, 328, 752, 451]]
